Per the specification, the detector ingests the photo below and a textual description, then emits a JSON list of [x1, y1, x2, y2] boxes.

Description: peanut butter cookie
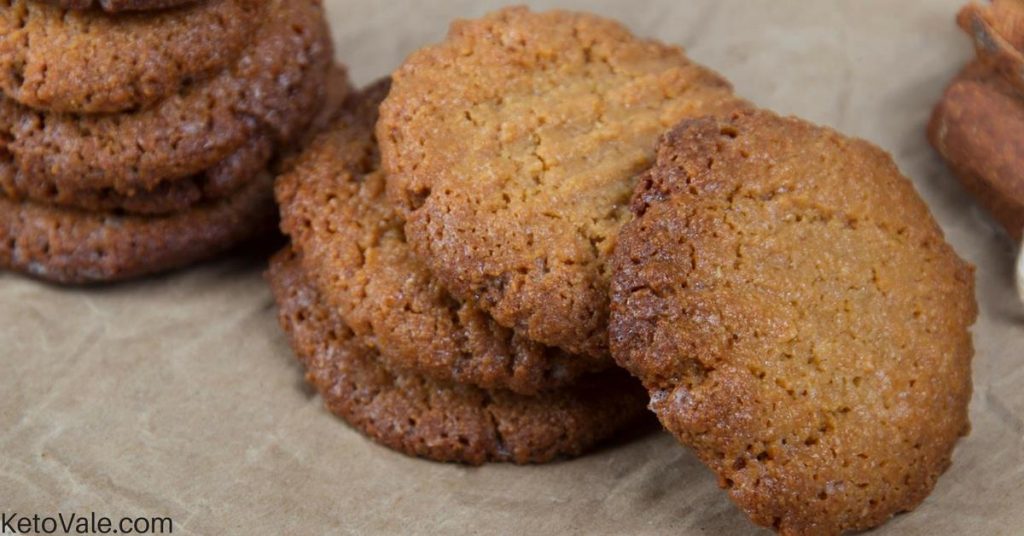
[[279, 82, 607, 395], [610, 110, 976, 535], [0, 0, 260, 113], [0, 130, 272, 215], [378, 7, 748, 359], [0, 172, 274, 283], [267, 247, 647, 465], [0, 0, 336, 201]]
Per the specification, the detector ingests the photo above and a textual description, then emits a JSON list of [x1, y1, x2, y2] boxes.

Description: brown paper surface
[[2, 1, 1022, 534]]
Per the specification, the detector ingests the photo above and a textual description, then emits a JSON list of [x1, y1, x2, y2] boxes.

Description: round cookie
[[278, 82, 608, 395], [0, 130, 273, 215], [37, 0, 199, 12], [267, 247, 647, 465], [0, 172, 274, 284], [0, 0, 260, 113], [378, 7, 748, 359], [609, 110, 977, 535], [0, 0, 336, 197]]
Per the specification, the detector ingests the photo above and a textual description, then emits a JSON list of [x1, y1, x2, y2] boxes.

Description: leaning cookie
[[38, 0, 199, 12], [0, 0, 336, 197], [0, 0, 261, 113], [610, 110, 976, 535], [0, 173, 274, 284], [378, 7, 749, 359], [278, 82, 607, 395], [267, 248, 647, 465]]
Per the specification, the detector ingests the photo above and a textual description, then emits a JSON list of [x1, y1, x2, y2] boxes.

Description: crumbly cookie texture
[[0, 0, 336, 196], [378, 6, 749, 359], [37, 0, 199, 12], [0, 0, 260, 113], [267, 248, 647, 465], [278, 82, 608, 395], [610, 110, 977, 535], [0, 173, 275, 284]]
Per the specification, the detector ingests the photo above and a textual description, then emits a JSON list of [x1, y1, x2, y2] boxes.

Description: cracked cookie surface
[[0, 0, 335, 199], [610, 110, 977, 535], [378, 7, 749, 359], [0, 0, 260, 113], [267, 247, 647, 465], [279, 82, 608, 395]]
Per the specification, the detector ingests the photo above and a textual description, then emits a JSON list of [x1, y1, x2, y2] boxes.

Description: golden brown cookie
[[0, 0, 261, 113], [267, 247, 647, 465], [0, 172, 274, 284], [378, 7, 748, 359], [0, 0, 336, 200], [610, 110, 977, 535], [930, 62, 1024, 241], [278, 82, 607, 395], [37, 0, 198, 12]]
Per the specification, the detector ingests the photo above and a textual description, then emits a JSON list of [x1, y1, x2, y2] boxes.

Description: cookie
[[0, 130, 272, 215], [0, 0, 261, 113], [0, 172, 274, 284], [37, 0, 199, 12], [930, 62, 1024, 241], [0, 0, 336, 199], [378, 7, 748, 359], [267, 247, 647, 465], [278, 82, 607, 395], [609, 110, 977, 535], [3, 62, 348, 215]]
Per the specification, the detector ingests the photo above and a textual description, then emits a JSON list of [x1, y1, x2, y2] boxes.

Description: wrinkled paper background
[[1, 1, 1022, 534]]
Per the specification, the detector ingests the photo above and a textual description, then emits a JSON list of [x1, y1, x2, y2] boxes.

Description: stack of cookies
[[268, 6, 756, 465], [269, 6, 977, 534], [0, 0, 341, 283], [268, 81, 648, 466]]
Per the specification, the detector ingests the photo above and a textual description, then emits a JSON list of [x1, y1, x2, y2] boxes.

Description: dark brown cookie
[[0, 129, 272, 215], [278, 82, 607, 395], [0, 0, 261, 113], [36, 0, 199, 12], [930, 62, 1024, 241], [0, 0, 337, 198], [0, 172, 274, 284], [379, 7, 748, 359], [267, 247, 647, 465], [610, 110, 976, 535]]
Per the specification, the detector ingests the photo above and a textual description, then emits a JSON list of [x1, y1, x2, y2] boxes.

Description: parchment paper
[[2, 1, 1022, 534]]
